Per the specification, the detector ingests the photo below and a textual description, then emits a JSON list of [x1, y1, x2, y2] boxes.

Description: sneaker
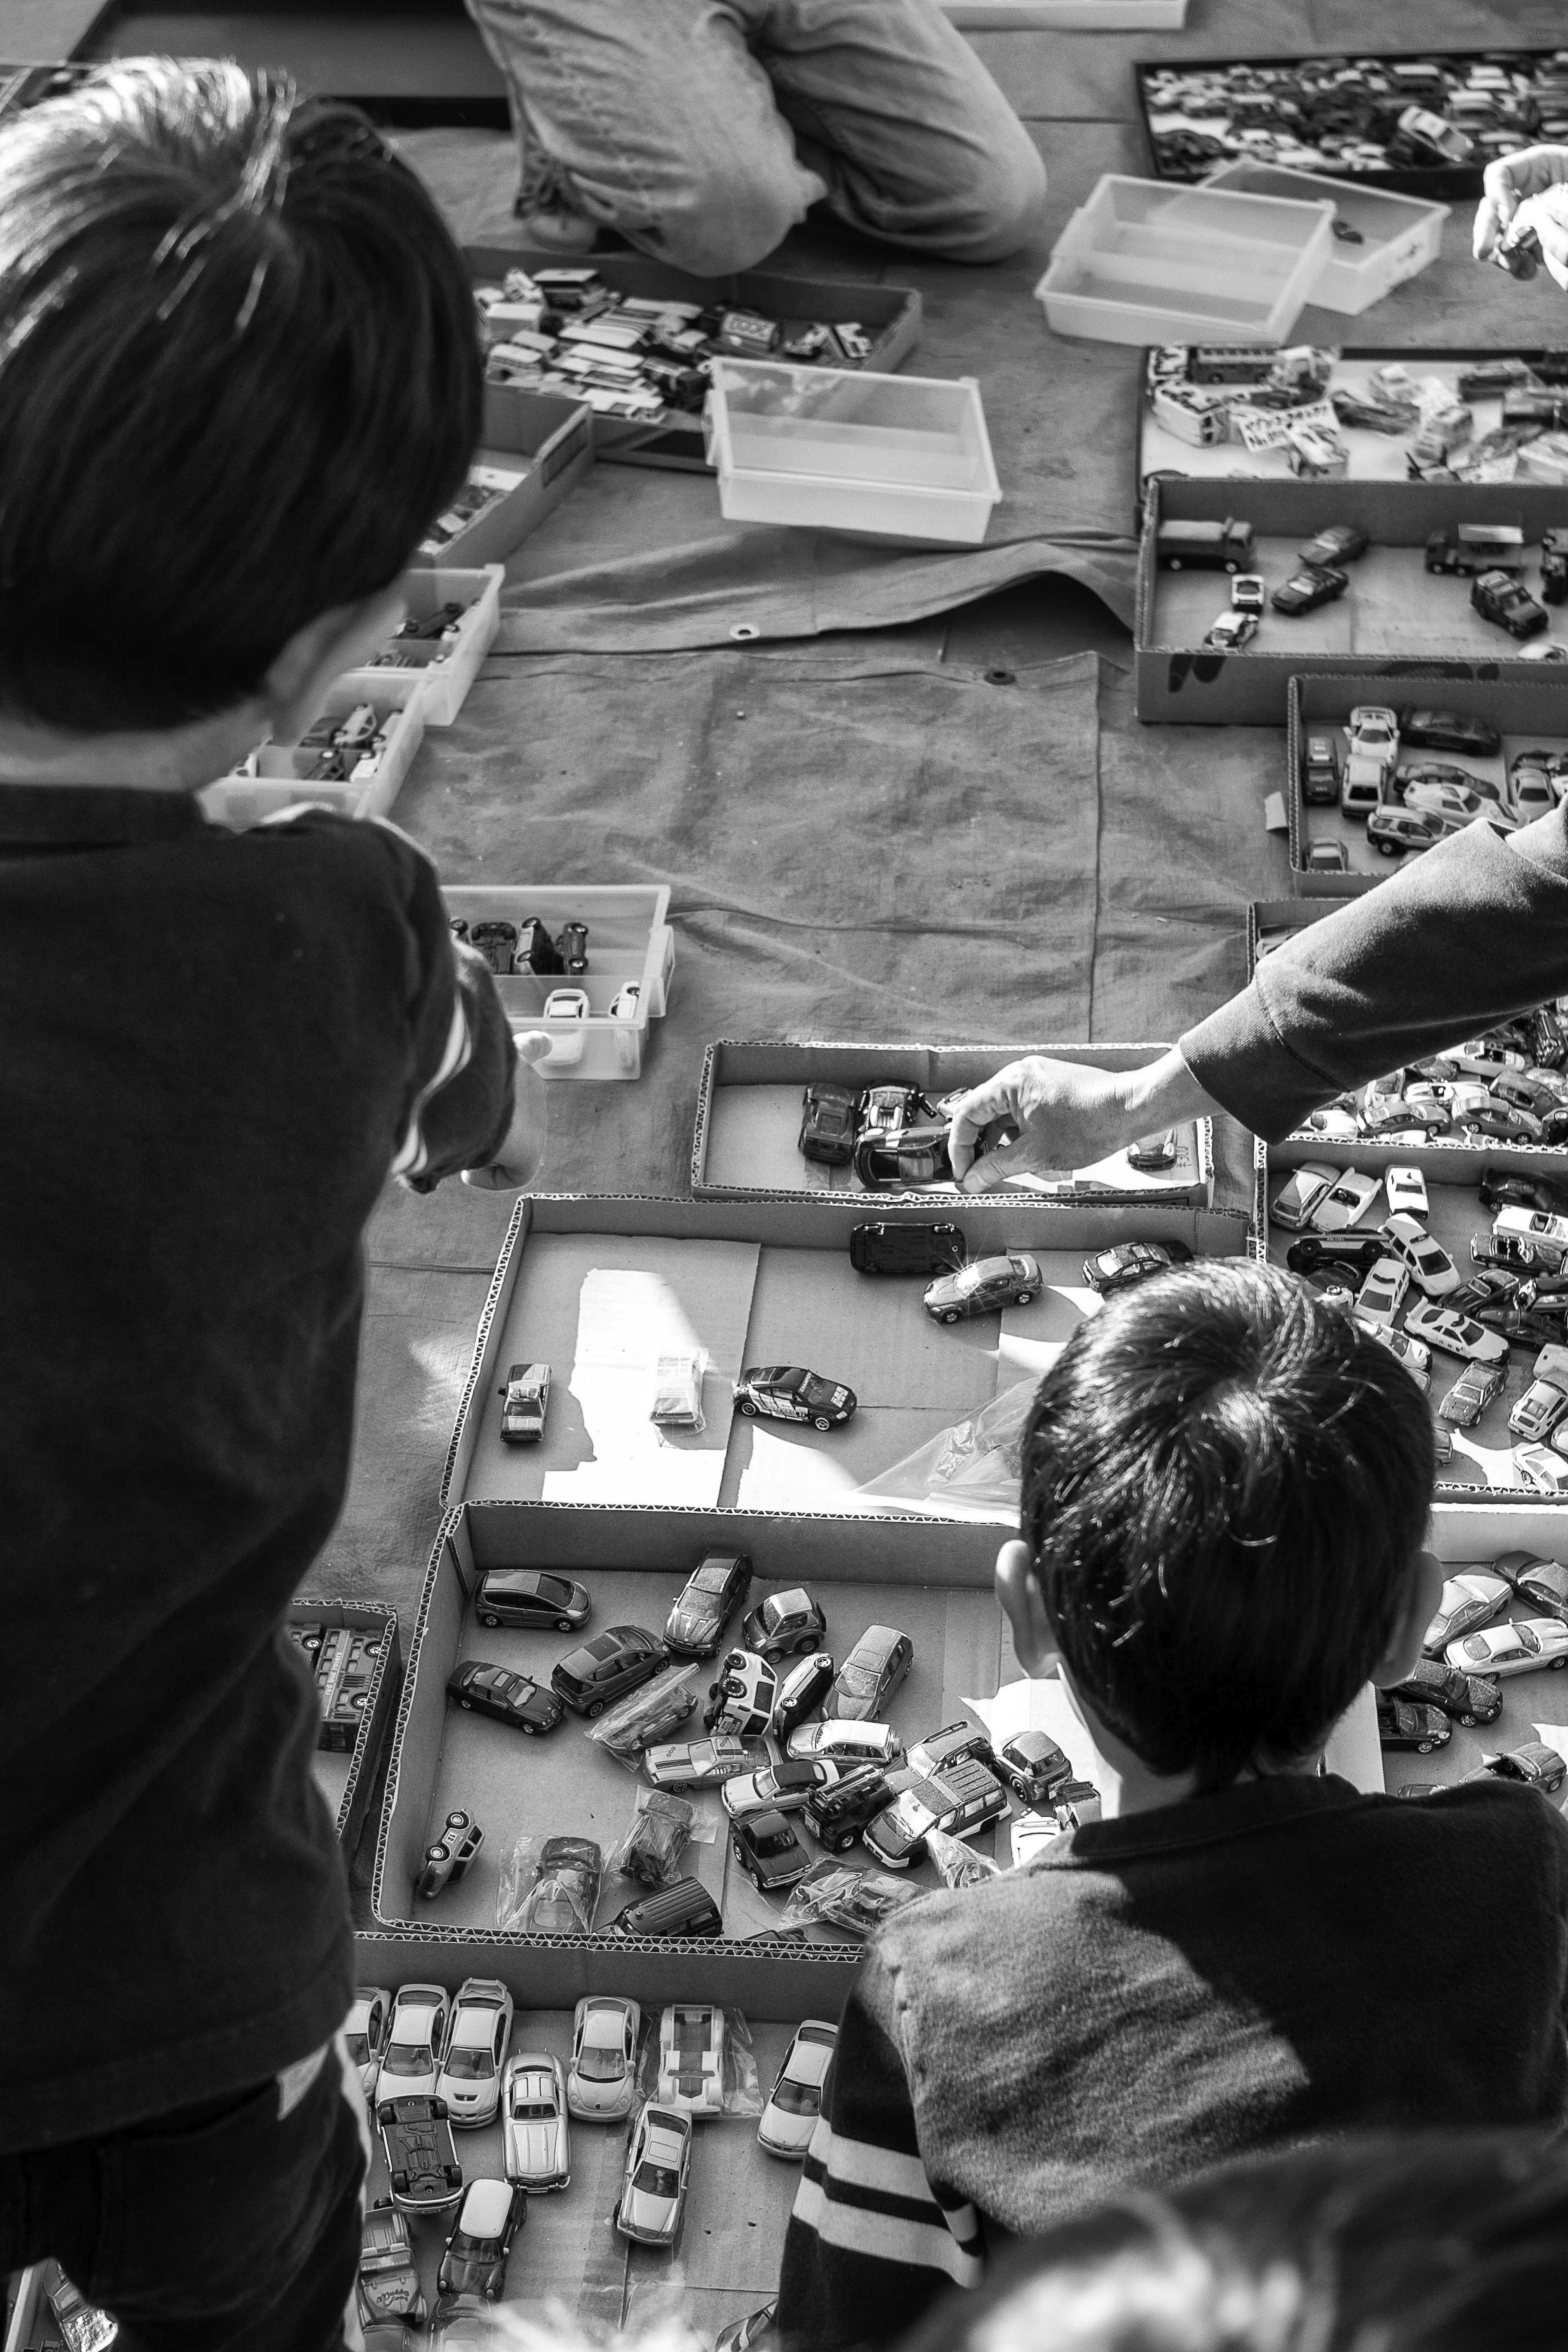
[[513, 146, 599, 253]]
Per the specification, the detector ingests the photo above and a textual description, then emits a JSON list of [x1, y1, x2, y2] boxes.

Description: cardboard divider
[[291, 1598, 401, 1857]]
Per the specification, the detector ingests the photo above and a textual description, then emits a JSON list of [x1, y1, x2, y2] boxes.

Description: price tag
[[1232, 395, 1337, 452]]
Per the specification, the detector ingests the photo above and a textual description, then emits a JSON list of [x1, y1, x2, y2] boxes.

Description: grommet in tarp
[[984, 667, 1017, 685], [729, 622, 761, 640]]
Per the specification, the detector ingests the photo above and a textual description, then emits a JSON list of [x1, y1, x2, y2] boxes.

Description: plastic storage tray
[[198, 673, 429, 831], [443, 882, 674, 1081], [339, 564, 502, 728], [417, 385, 592, 568], [704, 360, 1000, 543], [1035, 175, 1335, 348], [1199, 162, 1447, 314]]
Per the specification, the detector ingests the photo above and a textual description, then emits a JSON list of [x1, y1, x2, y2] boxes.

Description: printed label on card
[[1232, 396, 1337, 452]]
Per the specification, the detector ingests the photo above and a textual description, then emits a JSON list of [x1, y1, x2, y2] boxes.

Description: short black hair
[[1019, 1259, 1434, 1791], [0, 58, 481, 731]]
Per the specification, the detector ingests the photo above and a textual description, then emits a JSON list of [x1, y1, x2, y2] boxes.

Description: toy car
[[1472, 570, 1550, 638], [1377, 1215, 1458, 1296], [542, 986, 590, 1020], [740, 1586, 829, 1661], [1368, 807, 1440, 859], [1403, 1300, 1510, 1362], [1270, 1162, 1340, 1229], [617, 2101, 693, 2245], [567, 1996, 641, 2120], [1515, 1444, 1568, 1494], [1395, 765, 1498, 808], [1508, 1378, 1568, 1444], [1270, 563, 1348, 615], [1503, 1551, 1568, 1621], [862, 1755, 1008, 1869], [723, 1757, 838, 1817], [849, 1220, 965, 1275], [1422, 1569, 1516, 1657], [788, 1717, 903, 1766], [1204, 608, 1259, 651], [1156, 517, 1254, 571], [657, 2003, 727, 2118], [1384, 1657, 1501, 1726], [1508, 755, 1557, 817], [734, 1365, 856, 1430], [1355, 1257, 1408, 1325], [417, 1814, 484, 1902], [609, 1876, 724, 1938], [650, 1351, 705, 1429], [772, 1648, 837, 1737], [377, 2096, 465, 2214], [437, 2178, 524, 2304], [1399, 708, 1501, 756], [1387, 105, 1473, 167], [665, 1552, 753, 1655], [359, 2198, 427, 2327], [345, 1984, 392, 2101], [1080, 1239, 1194, 1294], [551, 1625, 668, 1717], [1309, 1170, 1382, 1232], [801, 1761, 897, 1853], [1345, 706, 1399, 771], [1231, 573, 1266, 613], [1494, 1207, 1568, 1269], [852, 1124, 954, 1189], [467, 919, 518, 975], [1400, 781, 1493, 833], [1331, 386, 1418, 434], [644, 1733, 759, 1790], [1301, 735, 1341, 804], [1354, 1319, 1430, 1387], [1383, 1165, 1429, 1221], [1374, 1696, 1451, 1754], [1439, 1360, 1507, 1427], [448, 1660, 564, 1735], [1470, 1741, 1568, 1795], [731, 1806, 813, 1891], [827, 1624, 913, 1721], [502, 2051, 571, 2189], [1446, 1616, 1568, 1676], [992, 1728, 1073, 1807], [905, 1721, 994, 1779], [1287, 1233, 1392, 1285], [1127, 1127, 1181, 1172], [1298, 525, 1367, 569], [923, 1251, 1042, 1323], [437, 1978, 514, 2128], [705, 1646, 780, 1737], [798, 1083, 858, 1166], [43, 2278, 116, 2352], [514, 1835, 602, 1935], [1426, 525, 1525, 576], [609, 983, 641, 1020], [497, 1361, 550, 1445], [757, 2020, 838, 2160], [475, 1568, 590, 1631]]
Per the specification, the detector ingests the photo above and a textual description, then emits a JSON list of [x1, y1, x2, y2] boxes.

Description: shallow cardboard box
[[1137, 478, 1568, 726], [417, 383, 592, 568], [690, 1039, 1263, 1225], [444, 882, 673, 1081], [339, 564, 503, 728], [1284, 672, 1568, 895], [198, 673, 430, 831], [290, 1598, 401, 1857], [1198, 165, 1447, 314], [467, 245, 921, 472]]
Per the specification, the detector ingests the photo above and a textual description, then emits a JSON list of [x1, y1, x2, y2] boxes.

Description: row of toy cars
[[798, 1075, 1185, 1192], [1139, 49, 1568, 184], [1298, 702, 1568, 869]]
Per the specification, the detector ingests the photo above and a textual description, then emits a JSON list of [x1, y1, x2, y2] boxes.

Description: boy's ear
[[996, 1537, 1056, 1677], [1371, 1548, 1447, 1688], [258, 585, 409, 744]]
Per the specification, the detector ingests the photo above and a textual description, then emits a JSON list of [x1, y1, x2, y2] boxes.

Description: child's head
[[0, 59, 481, 737], [1002, 1260, 1437, 1791]]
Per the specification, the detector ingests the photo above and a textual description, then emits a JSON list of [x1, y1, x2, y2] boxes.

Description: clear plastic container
[[198, 673, 429, 832], [338, 564, 503, 726], [1201, 162, 1447, 316], [704, 359, 1000, 543], [1036, 175, 1335, 347], [442, 882, 675, 1082]]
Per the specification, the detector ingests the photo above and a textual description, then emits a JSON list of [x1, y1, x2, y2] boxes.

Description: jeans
[[0, 2038, 368, 2352], [464, 0, 1046, 273]]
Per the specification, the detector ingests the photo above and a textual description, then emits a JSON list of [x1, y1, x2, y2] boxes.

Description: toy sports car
[[616, 2101, 693, 2246], [852, 1125, 954, 1190], [757, 2022, 837, 2160], [1472, 569, 1549, 639], [923, 1251, 1041, 1323], [657, 2003, 727, 2118], [567, 1996, 641, 2121], [1081, 1239, 1194, 1294], [733, 1365, 856, 1430], [502, 2051, 571, 2191], [665, 1551, 753, 1655], [448, 1660, 563, 1735], [1384, 1657, 1501, 1726], [514, 1835, 602, 1936], [798, 1082, 858, 1166], [1446, 1616, 1568, 1676], [1398, 708, 1501, 756], [437, 2178, 524, 2304], [1298, 524, 1367, 568], [1270, 563, 1349, 615], [1374, 1696, 1450, 1754], [437, 1977, 514, 2129], [643, 1733, 759, 1790]]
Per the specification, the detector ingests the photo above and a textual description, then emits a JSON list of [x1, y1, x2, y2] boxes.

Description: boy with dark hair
[[777, 1261, 1568, 2352], [0, 61, 545, 2350]]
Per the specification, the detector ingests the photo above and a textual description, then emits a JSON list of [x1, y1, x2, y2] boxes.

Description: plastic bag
[[924, 1826, 1002, 1891], [608, 1786, 695, 1887], [585, 1664, 699, 1767], [651, 1350, 708, 1433], [777, 1859, 925, 1938], [857, 1376, 1039, 1517], [637, 2003, 765, 2121], [496, 1832, 603, 1934]]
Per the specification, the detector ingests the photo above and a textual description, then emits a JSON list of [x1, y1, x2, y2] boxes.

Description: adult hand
[[461, 1031, 552, 1189], [1473, 144, 1568, 262], [947, 1048, 1216, 1194], [1511, 188, 1568, 291]]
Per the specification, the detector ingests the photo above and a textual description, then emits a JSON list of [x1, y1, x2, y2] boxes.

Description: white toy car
[[609, 983, 641, 1019], [650, 1352, 705, 1429], [722, 1757, 840, 1818], [1309, 1170, 1382, 1232], [1403, 1299, 1509, 1363], [657, 2004, 727, 2119], [502, 2051, 571, 2190], [1204, 608, 1258, 651], [1515, 1445, 1568, 1495], [1510, 1379, 1568, 1443], [1356, 1256, 1408, 1325], [1377, 1214, 1458, 1296], [1422, 1570, 1514, 1655], [542, 987, 590, 1020], [380, 1984, 450, 2102], [617, 2101, 693, 2245], [1347, 705, 1399, 775], [786, 1719, 903, 1767], [1494, 1207, 1568, 1269], [1383, 1165, 1429, 1220], [437, 1977, 514, 2128], [1231, 573, 1266, 614], [1445, 1617, 1568, 1677], [757, 2020, 838, 2159], [1353, 1318, 1430, 1387], [568, 1996, 642, 2121], [344, 1984, 392, 2102], [1341, 754, 1387, 821], [1271, 1163, 1340, 1230]]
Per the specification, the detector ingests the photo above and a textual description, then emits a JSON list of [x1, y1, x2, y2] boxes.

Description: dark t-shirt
[[0, 785, 513, 2149]]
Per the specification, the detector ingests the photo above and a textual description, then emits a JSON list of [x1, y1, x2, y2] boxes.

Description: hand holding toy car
[[461, 1029, 554, 1190], [947, 1049, 1211, 1193], [1474, 145, 1568, 286]]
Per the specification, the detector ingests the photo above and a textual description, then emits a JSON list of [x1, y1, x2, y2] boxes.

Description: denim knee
[[953, 130, 1047, 263], [632, 151, 817, 274]]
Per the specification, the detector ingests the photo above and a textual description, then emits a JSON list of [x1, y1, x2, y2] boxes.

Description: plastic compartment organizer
[[1036, 176, 1335, 347], [1200, 163, 1447, 316], [338, 564, 503, 728], [443, 883, 674, 1081], [198, 673, 428, 832], [704, 359, 1000, 543]]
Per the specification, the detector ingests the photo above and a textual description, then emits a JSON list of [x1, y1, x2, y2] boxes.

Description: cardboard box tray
[[290, 1598, 401, 1857]]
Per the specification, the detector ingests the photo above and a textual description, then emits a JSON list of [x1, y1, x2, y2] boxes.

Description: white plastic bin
[[704, 359, 1000, 543], [443, 883, 675, 1082], [198, 674, 428, 832], [1035, 176, 1336, 347], [338, 564, 503, 727], [1201, 162, 1447, 316]]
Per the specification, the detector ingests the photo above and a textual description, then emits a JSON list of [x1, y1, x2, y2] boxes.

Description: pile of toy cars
[[1139, 49, 1568, 184], [799, 1078, 962, 1189], [473, 265, 879, 425], [1301, 704, 1568, 868]]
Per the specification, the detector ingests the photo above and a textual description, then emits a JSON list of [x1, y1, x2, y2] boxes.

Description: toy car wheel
[[1460, 1712, 1476, 1727], [812, 1415, 833, 1432], [731, 1837, 744, 1862], [1223, 559, 1238, 574], [833, 1834, 854, 1853], [479, 1612, 498, 1627], [738, 1400, 759, 1417], [940, 1309, 961, 1325], [459, 1698, 472, 1709], [1417, 1738, 1434, 1753], [521, 1723, 535, 1736], [1014, 1289, 1036, 1305], [556, 1617, 574, 1631], [1167, 556, 1184, 570], [588, 1697, 607, 1716], [1376, 841, 1401, 857], [1552, 1657, 1567, 1670]]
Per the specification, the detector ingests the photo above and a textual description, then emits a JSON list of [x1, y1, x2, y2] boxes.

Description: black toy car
[[740, 1586, 829, 1661], [802, 1762, 895, 1854], [377, 2097, 465, 2214], [475, 1568, 591, 1632], [437, 2179, 525, 2305], [1298, 525, 1367, 569], [1270, 564, 1349, 616], [771, 1649, 836, 1739], [555, 920, 589, 974], [551, 1626, 668, 1717], [734, 1365, 857, 1430], [1385, 1657, 1502, 1727], [1398, 709, 1501, 757], [1374, 1696, 1451, 1755], [1541, 529, 1568, 606], [467, 920, 519, 975], [418, 1811, 484, 1900], [1284, 1233, 1394, 1283], [730, 1807, 813, 1892], [1471, 569, 1549, 639], [798, 1083, 858, 1167], [993, 1728, 1073, 1808], [1301, 733, 1341, 804], [1081, 1239, 1193, 1295], [1479, 1171, 1568, 1217], [448, 1660, 563, 1735], [610, 1876, 724, 1938], [852, 1125, 954, 1189], [1127, 1128, 1179, 1171], [849, 1221, 966, 1276], [1468, 1741, 1568, 1796], [665, 1552, 753, 1655]]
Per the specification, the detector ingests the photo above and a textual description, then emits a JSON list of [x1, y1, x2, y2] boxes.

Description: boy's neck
[[0, 706, 263, 795], [1058, 1668, 1324, 1820]]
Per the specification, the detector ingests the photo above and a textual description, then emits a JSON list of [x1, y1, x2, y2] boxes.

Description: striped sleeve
[[775, 1949, 984, 2352]]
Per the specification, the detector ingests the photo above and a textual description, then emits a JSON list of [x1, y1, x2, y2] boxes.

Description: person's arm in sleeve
[[776, 1948, 984, 2352]]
